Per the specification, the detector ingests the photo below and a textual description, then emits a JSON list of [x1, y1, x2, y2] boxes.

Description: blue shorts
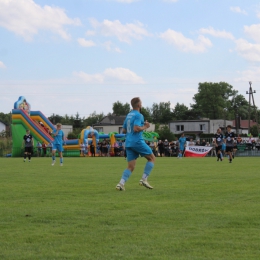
[[126, 143, 152, 162], [52, 144, 63, 152]]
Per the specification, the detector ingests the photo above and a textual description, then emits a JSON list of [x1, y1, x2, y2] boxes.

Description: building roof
[[232, 119, 257, 129], [94, 115, 125, 126], [0, 120, 7, 126], [170, 120, 210, 123]]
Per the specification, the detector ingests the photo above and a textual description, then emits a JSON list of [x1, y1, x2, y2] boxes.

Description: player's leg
[[24, 147, 27, 162], [58, 145, 64, 166], [59, 151, 63, 166], [52, 144, 57, 165], [28, 147, 32, 162], [227, 147, 232, 163], [138, 143, 155, 189], [116, 148, 137, 191]]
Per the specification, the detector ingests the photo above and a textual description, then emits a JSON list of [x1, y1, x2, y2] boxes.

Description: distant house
[[169, 119, 233, 137], [232, 119, 257, 134], [93, 115, 155, 134], [0, 120, 7, 133], [61, 125, 73, 138], [93, 115, 126, 134]]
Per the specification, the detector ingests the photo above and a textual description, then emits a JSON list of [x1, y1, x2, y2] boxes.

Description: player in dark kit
[[214, 128, 224, 161], [225, 125, 235, 163], [22, 129, 34, 162]]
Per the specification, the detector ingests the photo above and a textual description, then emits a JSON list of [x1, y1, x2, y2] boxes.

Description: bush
[[67, 132, 78, 140], [156, 125, 175, 141], [0, 138, 12, 156]]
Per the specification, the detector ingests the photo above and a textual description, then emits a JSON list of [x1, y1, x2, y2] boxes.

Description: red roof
[[232, 120, 257, 129]]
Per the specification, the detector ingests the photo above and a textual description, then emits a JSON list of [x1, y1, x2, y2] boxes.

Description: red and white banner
[[185, 146, 212, 157]]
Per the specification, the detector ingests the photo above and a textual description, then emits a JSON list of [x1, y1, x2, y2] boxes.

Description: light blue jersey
[[179, 137, 186, 151], [123, 110, 145, 147], [52, 129, 64, 145]]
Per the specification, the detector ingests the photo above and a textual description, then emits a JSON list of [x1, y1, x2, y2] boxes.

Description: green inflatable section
[[12, 120, 80, 157]]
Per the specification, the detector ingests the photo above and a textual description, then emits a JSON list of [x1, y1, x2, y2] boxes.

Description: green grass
[[0, 157, 260, 260]]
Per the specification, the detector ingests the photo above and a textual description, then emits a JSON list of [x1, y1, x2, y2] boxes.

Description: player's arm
[[134, 121, 150, 132], [62, 132, 66, 144], [122, 128, 127, 134]]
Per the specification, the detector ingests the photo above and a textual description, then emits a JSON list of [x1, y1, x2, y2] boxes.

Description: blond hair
[[131, 97, 141, 109]]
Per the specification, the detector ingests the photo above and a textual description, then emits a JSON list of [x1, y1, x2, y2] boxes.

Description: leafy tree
[[191, 82, 235, 119], [156, 125, 175, 141], [48, 114, 64, 124], [67, 132, 78, 139], [141, 107, 152, 122], [83, 111, 105, 127], [249, 125, 259, 137], [173, 103, 189, 120], [0, 112, 12, 125], [228, 93, 249, 120], [112, 101, 130, 116], [151, 102, 173, 123]]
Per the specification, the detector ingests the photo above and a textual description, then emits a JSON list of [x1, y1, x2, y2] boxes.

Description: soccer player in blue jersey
[[116, 97, 155, 191], [51, 123, 66, 166], [178, 133, 186, 157]]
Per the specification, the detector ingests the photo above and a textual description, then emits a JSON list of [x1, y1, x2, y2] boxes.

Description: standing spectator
[[149, 141, 157, 156], [90, 142, 95, 157], [22, 129, 33, 162], [189, 139, 195, 146], [80, 142, 86, 157], [118, 140, 123, 156], [158, 140, 164, 157], [97, 142, 101, 156], [101, 139, 108, 157], [163, 139, 169, 156], [201, 139, 206, 146], [47, 142, 52, 156], [36, 141, 42, 157], [42, 142, 47, 157], [205, 142, 211, 156], [211, 140, 216, 157], [237, 135, 242, 144], [195, 140, 200, 146]]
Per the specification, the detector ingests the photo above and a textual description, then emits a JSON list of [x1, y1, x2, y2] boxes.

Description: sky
[[1, 0, 260, 118]]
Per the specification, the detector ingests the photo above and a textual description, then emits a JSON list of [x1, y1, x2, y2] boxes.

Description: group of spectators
[[36, 141, 53, 157], [80, 139, 125, 157]]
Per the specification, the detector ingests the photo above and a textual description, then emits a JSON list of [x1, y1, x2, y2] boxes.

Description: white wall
[[169, 121, 210, 134], [0, 122, 6, 132], [62, 125, 73, 137], [94, 123, 155, 134]]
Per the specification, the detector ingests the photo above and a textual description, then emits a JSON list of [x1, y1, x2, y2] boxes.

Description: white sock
[[119, 179, 125, 185], [142, 174, 148, 180]]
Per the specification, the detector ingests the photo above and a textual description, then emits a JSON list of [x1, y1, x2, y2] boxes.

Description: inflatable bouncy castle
[[11, 96, 159, 157]]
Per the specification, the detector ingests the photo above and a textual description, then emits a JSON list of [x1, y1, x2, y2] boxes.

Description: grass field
[[0, 156, 260, 260]]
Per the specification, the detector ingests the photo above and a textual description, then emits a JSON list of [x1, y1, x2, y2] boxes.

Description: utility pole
[[246, 81, 257, 135]]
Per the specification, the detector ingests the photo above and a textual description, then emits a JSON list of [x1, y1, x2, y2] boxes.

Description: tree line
[[0, 81, 258, 131]]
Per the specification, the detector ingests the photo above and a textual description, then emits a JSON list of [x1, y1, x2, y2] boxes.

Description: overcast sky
[[1, 0, 260, 118]]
